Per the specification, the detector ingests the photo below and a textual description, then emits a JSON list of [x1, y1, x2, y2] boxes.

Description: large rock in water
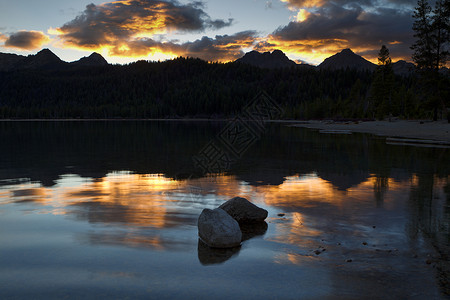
[[219, 197, 268, 223], [198, 208, 242, 248]]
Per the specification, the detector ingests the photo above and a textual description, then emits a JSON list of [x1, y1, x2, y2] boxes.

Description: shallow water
[[0, 121, 449, 299]]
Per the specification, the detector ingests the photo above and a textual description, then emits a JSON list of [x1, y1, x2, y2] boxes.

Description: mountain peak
[[34, 48, 60, 60], [318, 48, 376, 71], [340, 48, 354, 55], [236, 49, 297, 69], [23, 48, 65, 69], [72, 52, 108, 66]]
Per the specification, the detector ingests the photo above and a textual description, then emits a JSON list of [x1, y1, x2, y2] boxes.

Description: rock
[[219, 197, 268, 223], [198, 208, 242, 248], [197, 239, 240, 265], [240, 221, 268, 242]]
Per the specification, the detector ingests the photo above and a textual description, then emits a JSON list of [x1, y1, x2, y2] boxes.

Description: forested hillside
[[0, 57, 435, 120]]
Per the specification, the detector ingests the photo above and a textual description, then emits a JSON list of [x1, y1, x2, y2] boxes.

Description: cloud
[[259, 2, 414, 64], [280, 0, 415, 9], [181, 30, 258, 61], [3, 30, 50, 50], [53, 0, 233, 51], [110, 30, 258, 61]]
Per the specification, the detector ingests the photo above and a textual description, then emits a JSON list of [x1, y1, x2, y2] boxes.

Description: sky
[[0, 0, 417, 65]]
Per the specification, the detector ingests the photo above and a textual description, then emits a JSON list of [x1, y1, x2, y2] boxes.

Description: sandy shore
[[289, 120, 450, 143]]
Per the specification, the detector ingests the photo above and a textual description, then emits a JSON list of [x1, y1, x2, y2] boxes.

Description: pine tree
[[411, 0, 450, 120], [431, 0, 450, 69], [411, 0, 434, 71], [370, 45, 395, 119]]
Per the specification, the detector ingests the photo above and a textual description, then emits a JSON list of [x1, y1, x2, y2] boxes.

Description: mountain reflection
[[0, 121, 448, 278], [3, 172, 448, 253]]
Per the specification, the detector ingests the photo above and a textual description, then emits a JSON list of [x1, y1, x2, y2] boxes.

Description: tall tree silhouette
[[370, 45, 394, 119], [411, 0, 450, 120]]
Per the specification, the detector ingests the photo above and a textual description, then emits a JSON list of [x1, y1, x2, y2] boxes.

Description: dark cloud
[[55, 0, 233, 49], [267, 2, 414, 62], [3, 30, 50, 50], [110, 30, 258, 61], [281, 0, 415, 9], [182, 30, 258, 61]]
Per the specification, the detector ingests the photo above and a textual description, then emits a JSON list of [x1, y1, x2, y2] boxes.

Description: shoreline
[[288, 120, 450, 143], [1, 118, 450, 143]]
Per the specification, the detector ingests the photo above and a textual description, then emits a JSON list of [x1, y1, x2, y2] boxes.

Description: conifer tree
[[411, 0, 450, 120], [411, 0, 434, 71], [370, 45, 395, 119]]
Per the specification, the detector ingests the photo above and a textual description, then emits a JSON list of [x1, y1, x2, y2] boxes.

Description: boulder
[[198, 208, 242, 248], [197, 239, 241, 265], [219, 197, 268, 223]]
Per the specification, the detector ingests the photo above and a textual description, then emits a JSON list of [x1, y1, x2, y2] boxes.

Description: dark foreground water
[[0, 121, 449, 299]]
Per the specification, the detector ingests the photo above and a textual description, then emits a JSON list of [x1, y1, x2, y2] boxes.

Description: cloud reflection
[[1, 171, 448, 258]]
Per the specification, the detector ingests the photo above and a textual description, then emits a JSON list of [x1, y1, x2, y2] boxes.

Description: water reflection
[[0, 121, 449, 298], [2, 171, 448, 258]]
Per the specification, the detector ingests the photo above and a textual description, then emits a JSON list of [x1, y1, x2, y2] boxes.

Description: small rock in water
[[346, 259, 353, 263], [219, 197, 268, 223], [198, 208, 242, 248], [277, 213, 285, 217], [362, 242, 368, 246]]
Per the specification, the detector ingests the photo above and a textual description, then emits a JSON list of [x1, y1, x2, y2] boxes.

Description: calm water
[[0, 121, 449, 299]]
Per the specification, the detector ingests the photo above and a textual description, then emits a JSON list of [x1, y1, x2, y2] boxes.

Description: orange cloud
[[254, 2, 415, 65], [53, 0, 233, 58], [3, 30, 50, 50], [106, 31, 257, 62]]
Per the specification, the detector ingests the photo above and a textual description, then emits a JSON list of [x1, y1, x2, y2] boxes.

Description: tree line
[[0, 0, 448, 120], [0, 59, 424, 120]]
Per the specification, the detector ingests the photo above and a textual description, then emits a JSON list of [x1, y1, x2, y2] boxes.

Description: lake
[[0, 120, 449, 299]]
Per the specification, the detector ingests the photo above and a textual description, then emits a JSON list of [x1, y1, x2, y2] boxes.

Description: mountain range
[[0, 48, 416, 75], [237, 48, 416, 75], [0, 49, 108, 71]]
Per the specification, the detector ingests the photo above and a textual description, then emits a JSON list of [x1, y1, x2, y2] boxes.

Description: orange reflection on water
[[3, 171, 448, 254], [61, 172, 184, 228]]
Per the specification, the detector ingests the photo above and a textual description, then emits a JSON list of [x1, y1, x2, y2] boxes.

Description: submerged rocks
[[198, 208, 242, 248], [198, 197, 268, 249], [219, 197, 268, 223]]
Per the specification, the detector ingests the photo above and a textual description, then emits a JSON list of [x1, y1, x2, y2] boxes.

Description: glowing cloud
[[3, 30, 51, 50], [256, 2, 415, 64], [109, 30, 258, 62], [295, 9, 311, 22], [53, 0, 233, 57]]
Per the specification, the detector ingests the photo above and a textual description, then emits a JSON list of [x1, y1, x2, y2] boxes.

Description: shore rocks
[[198, 208, 242, 248], [198, 197, 268, 249], [219, 197, 268, 223]]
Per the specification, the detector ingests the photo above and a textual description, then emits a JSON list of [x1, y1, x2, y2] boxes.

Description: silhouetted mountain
[[392, 60, 415, 76], [72, 52, 108, 67], [0, 49, 109, 71], [0, 53, 25, 71], [21, 49, 67, 70], [236, 49, 297, 69], [318, 49, 376, 71]]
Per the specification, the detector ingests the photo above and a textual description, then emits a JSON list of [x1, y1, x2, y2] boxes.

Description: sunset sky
[[0, 0, 417, 65]]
